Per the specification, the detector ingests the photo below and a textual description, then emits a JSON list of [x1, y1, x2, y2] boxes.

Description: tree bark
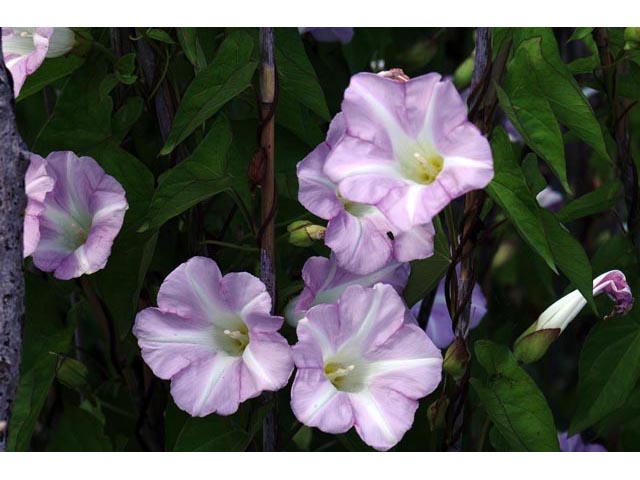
[[0, 37, 28, 452], [258, 27, 278, 453]]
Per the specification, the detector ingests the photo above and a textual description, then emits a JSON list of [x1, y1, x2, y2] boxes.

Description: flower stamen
[[324, 363, 355, 384]]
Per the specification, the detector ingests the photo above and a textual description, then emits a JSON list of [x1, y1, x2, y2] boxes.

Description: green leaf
[[539, 209, 596, 312], [486, 129, 595, 309], [143, 116, 235, 231], [499, 48, 568, 191], [161, 30, 258, 155], [147, 28, 176, 44], [404, 217, 450, 306], [521, 153, 547, 194], [85, 143, 158, 337], [115, 53, 137, 84], [275, 28, 330, 121], [471, 341, 560, 451], [486, 128, 557, 272], [8, 274, 76, 451], [55, 356, 91, 394], [112, 96, 144, 143], [17, 55, 85, 101], [177, 28, 207, 71], [570, 314, 640, 434], [33, 55, 113, 153], [569, 27, 594, 42], [166, 399, 262, 452], [519, 36, 609, 162], [47, 408, 112, 451], [556, 181, 622, 223]]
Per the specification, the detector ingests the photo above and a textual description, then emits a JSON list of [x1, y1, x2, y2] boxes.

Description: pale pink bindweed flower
[[291, 283, 442, 451], [1, 27, 75, 97], [324, 72, 494, 232], [24, 153, 54, 258], [134, 257, 293, 417], [284, 254, 410, 327], [31, 151, 128, 279], [297, 113, 435, 274]]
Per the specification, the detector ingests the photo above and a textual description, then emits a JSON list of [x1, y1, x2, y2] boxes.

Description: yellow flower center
[[404, 150, 444, 185], [221, 326, 249, 355], [324, 362, 356, 390]]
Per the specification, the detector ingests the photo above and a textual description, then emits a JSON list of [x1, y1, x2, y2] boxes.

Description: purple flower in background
[[284, 254, 410, 327], [536, 185, 564, 212], [324, 72, 493, 232], [411, 275, 487, 349], [24, 153, 54, 258], [298, 27, 354, 44], [291, 284, 442, 451], [134, 257, 293, 417], [31, 151, 128, 280], [1, 27, 75, 97], [297, 113, 435, 274], [558, 432, 607, 452]]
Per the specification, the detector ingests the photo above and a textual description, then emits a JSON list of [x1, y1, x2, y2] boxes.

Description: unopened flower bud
[[287, 220, 326, 247], [514, 270, 633, 364], [377, 68, 410, 82], [513, 326, 561, 364], [427, 397, 449, 431], [624, 27, 640, 50], [453, 56, 475, 89], [443, 338, 469, 380]]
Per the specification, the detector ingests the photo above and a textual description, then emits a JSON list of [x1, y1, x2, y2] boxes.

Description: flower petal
[[32, 152, 127, 279], [170, 355, 242, 417], [242, 331, 293, 392], [133, 307, 215, 379], [366, 323, 442, 399], [156, 256, 230, 325], [351, 386, 418, 451], [325, 135, 404, 205], [220, 271, 272, 316], [336, 284, 406, 353], [393, 222, 435, 263], [294, 304, 342, 368], [325, 210, 393, 275], [291, 368, 354, 434], [297, 114, 345, 220]]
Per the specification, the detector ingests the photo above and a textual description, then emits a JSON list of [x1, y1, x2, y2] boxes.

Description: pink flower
[[24, 153, 54, 258], [297, 113, 435, 274], [134, 257, 293, 417], [2, 27, 75, 97], [291, 284, 442, 451], [31, 151, 128, 280], [284, 254, 410, 327], [411, 274, 487, 349], [324, 72, 493, 232]]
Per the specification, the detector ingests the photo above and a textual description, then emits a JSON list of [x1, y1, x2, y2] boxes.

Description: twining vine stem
[[258, 27, 278, 453], [444, 27, 508, 451], [0, 37, 29, 452]]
